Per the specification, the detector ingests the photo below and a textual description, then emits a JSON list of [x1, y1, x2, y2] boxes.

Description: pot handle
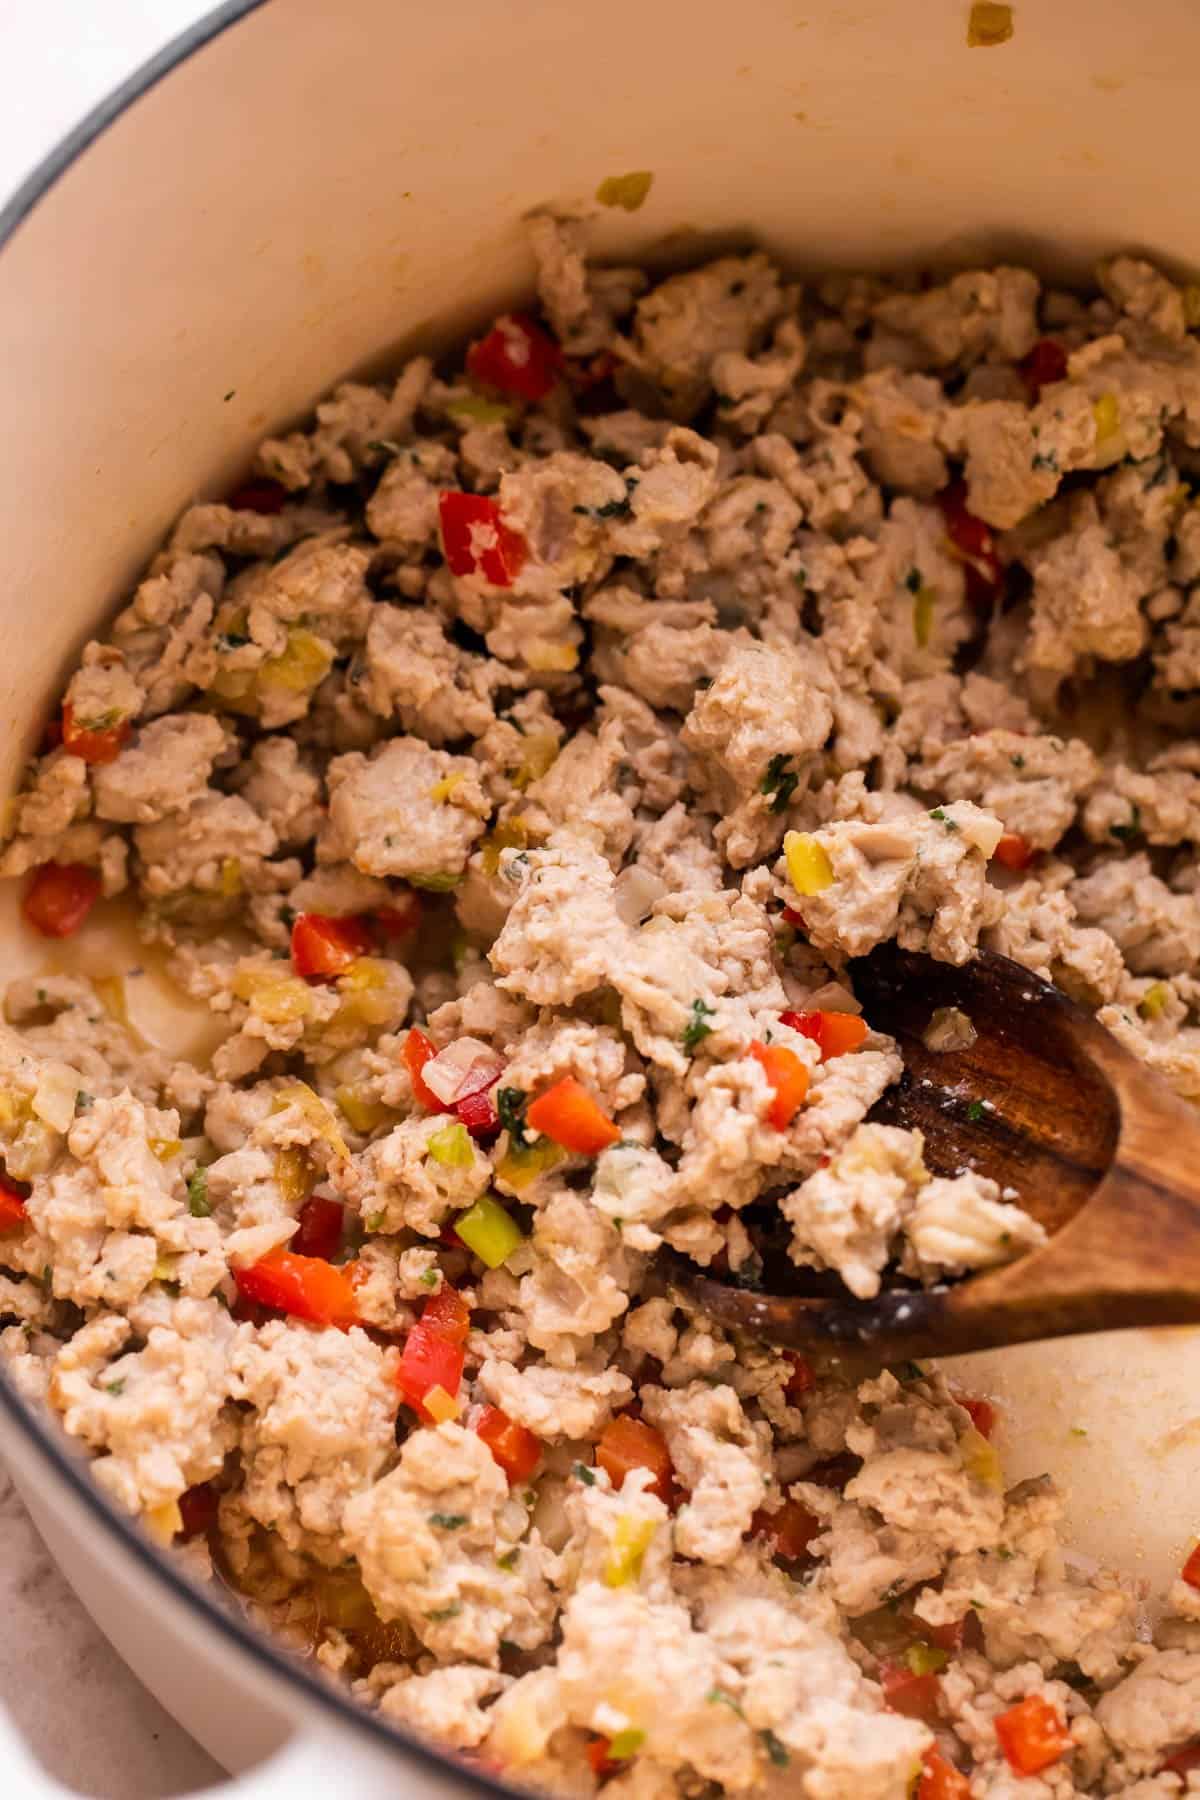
[[0, 1706, 421, 1798]]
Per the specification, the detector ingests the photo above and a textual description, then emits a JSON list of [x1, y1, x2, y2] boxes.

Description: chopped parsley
[[929, 807, 959, 832], [74, 1090, 94, 1114], [429, 1512, 469, 1530], [187, 1168, 212, 1219], [1110, 804, 1141, 843], [364, 1211, 385, 1232], [897, 1360, 926, 1381], [367, 438, 402, 457], [905, 567, 923, 594], [761, 1731, 790, 1768], [706, 1688, 745, 1717], [1010, 753, 1026, 769], [760, 753, 800, 814], [682, 997, 716, 1055], [966, 1100, 986, 1123], [573, 1462, 597, 1486], [496, 1550, 519, 1571], [496, 1086, 530, 1147], [419, 1268, 440, 1289], [1031, 449, 1059, 473], [425, 1605, 462, 1622], [104, 1379, 125, 1397]]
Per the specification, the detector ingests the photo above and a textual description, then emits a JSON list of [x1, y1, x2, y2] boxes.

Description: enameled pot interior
[[3, 0, 1200, 1774]]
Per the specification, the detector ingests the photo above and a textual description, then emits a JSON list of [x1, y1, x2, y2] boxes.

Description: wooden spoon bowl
[[665, 946, 1200, 1360]]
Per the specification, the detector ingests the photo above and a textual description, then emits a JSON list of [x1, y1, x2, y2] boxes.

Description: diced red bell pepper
[[780, 1009, 868, 1061], [226, 477, 289, 514], [925, 1616, 967, 1653], [587, 1738, 619, 1781], [785, 1354, 816, 1399], [936, 480, 1003, 601], [61, 702, 132, 765], [178, 1481, 221, 1540], [748, 1041, 810, 1130], [291, 1194, 344, 1260], [993, 831, 1035, 871], [1181, 1544, 1200, 1590], [780, 905, 807, 929], [0, 1178, 28, 1232], [753, 1499, 821, 1563], [596, 1414, 673, 1505], [1161, 1741, 1200, 1776], [373, 893, 422, 938], [1018, 337, 1068, 399], [917, 1748, 971, 1800], [526, 1077, 620, 1155], [476, 1405, 542, 1484], [880, 1660, 942, 1724], [994, 1695, 1072, 1776], [958, 1394, 998, 1439], [422, 1286, 471, 1344], [290, 912, 373, 981], [22, 862, 102, 938], [455, 1085, 501, 1140], [403, 1027, 451, 1113], [396, 1322, 465, 1420], [438, 491, 528, 587], [233, 1249, 360, 1329], [466, 313, 563, 403]]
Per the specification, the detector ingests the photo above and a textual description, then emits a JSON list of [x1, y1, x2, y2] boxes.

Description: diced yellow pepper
[[149, 1137, 184, 1163], [1093, 392, 1121, 444], [143, 1499, 183, 1546], [1139, 981, 1170, 1020], [783, 831, 834, 896], [232, 968, 313, 1024], [912, 586, 936, 648], [495, 1140, 565, 1193], [481, 816, 530, 877], [425, 1384, 460, 1424], [274, 1147, 311, 1206], [524, 639, 579, 673], [335, 1086, 392, 1135], [220, 857, 243, 898], [207, 667, 259, 714], [603, 1516, 656, 1587], [513, 732, 560, 790], [272, 1082, 349, 1160], [960, 1425, 1003, 1491], [93, 974, 129, 1025], [430, 772, 466, 803], [259, 628, 333, 694], [608, 1729, 647, 1760]]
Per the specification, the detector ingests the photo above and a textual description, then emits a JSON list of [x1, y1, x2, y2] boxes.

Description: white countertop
[[0, 17, 228, 1794]]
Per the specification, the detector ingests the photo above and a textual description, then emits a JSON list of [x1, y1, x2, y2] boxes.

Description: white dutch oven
[[2, 0, 1200, 1790]]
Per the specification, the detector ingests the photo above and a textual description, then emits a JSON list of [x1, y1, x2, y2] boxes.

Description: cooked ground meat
[[3, 219, 1200, 1796]]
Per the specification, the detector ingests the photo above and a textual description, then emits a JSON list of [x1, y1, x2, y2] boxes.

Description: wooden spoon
[[663, 945, 1200, 1360]]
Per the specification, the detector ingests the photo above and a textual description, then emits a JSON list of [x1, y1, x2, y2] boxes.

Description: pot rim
[[0, 7, 511, 1790]]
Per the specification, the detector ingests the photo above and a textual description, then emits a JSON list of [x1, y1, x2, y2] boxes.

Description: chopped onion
[[922, 1007, 978, 1054], [422, 1037, 502, 1106], [614, 864, 666, 925], [33, 1061, 83, 1133]]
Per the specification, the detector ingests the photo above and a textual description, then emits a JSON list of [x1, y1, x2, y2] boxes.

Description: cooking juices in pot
[[3, 213, 1200, 1793]]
